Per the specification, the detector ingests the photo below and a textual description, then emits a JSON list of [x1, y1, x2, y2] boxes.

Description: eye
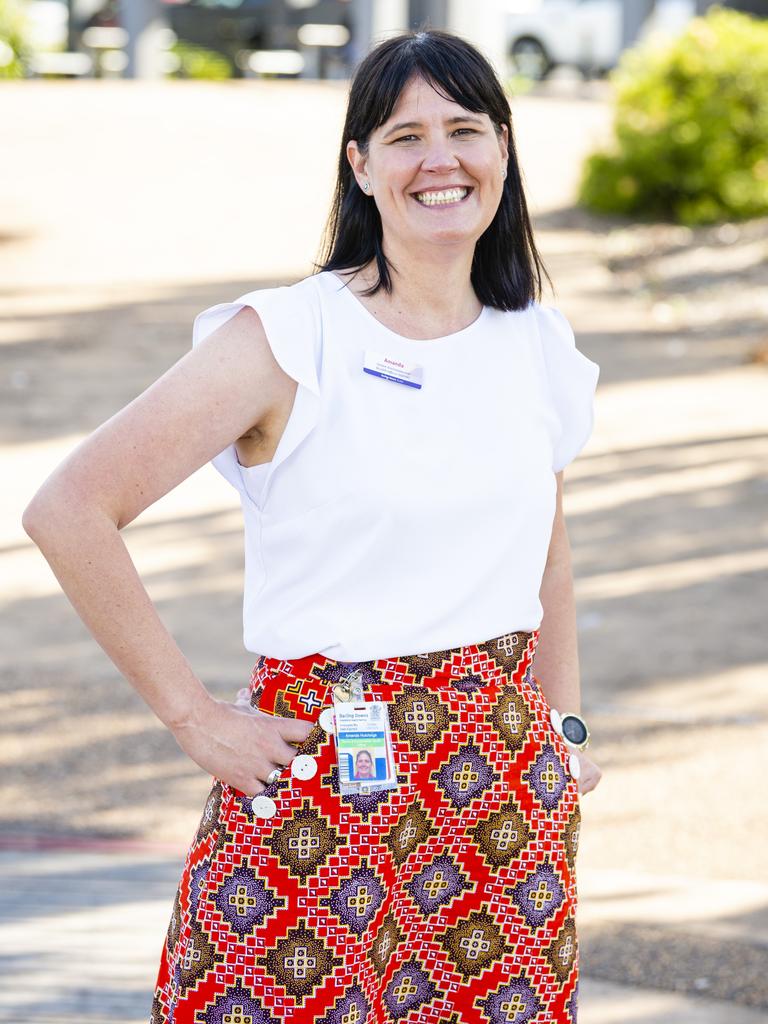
[[394, 128, 477, 143]]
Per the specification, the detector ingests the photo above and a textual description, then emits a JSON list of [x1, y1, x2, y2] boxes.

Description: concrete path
[[1, 848, 765, 1024]]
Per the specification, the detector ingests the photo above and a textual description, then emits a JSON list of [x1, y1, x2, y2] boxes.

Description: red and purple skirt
[[151, 630, 580, 1023]]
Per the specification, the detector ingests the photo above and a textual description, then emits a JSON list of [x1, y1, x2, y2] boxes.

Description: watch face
[[561, 715, 588, 746]]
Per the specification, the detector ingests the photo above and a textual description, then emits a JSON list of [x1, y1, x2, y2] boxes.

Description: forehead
[[383, 75, 482, 125]]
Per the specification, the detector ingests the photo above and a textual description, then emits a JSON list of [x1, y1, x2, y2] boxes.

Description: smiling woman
[[22, 26, 600, 1024], [367, 90, 503, 232], [320, 30, 548, 315]]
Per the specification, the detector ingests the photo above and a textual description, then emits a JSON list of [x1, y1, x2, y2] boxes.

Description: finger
[[262, 762, 288, 785], [230, 772, 266, 798], [272, 738, 309, 765], [255, 725, 312, 767], [579, 773, 598, 795], [274, 716, 317, 744]]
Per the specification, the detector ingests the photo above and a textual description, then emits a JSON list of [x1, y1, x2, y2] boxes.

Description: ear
[[346, 140, 368, 188], [499, 123, 510, 167]]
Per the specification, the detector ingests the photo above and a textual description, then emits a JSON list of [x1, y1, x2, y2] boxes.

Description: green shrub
[[504, 73, 535, 98], [578, 6, 768, 225], [168, 41, 233, 81], [0, 0, 30, 79]]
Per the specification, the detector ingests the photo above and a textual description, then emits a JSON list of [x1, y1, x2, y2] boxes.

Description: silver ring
[[266, 768, 283, 786]]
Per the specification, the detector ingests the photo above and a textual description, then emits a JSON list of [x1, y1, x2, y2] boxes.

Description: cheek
[[476, 155, 501, 180], [383, 155, 421, 189], [476, 165, 504, 203], [470, 145, 503, 175]]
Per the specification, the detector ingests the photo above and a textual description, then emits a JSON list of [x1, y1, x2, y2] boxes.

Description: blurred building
[[28, 0, 768, 81]]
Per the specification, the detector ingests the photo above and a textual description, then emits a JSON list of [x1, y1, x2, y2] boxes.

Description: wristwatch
[[559, 712, 590, 751], [549, 708, 591, 751]]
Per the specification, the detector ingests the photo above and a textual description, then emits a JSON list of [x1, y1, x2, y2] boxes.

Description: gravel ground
[[581, 922, 768, 1009]]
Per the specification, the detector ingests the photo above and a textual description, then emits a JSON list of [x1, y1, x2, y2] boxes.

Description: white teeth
[[414, 187, 470, 206]]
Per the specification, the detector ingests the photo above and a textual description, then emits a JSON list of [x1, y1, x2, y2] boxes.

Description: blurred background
[[1, 2, 767, 1022], [6, 0, 768, 81]]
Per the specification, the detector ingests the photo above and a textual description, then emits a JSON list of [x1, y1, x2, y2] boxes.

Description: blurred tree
[[579, 6, 768, 225], [168, 39, 233, 80], [0, 0, 29, 78]]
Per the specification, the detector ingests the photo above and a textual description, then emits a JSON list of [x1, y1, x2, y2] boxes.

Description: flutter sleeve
[[533, 304, 600, 473], [190, 278, 321, 506]]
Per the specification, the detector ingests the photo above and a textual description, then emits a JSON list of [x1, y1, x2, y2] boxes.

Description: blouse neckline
[[323, 271, 490, 345]]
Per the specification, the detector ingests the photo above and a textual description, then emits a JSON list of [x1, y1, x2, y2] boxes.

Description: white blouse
[[192, 270, 599, 661]]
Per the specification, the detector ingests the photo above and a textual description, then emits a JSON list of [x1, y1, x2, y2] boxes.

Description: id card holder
[[332, 669, 398, 796]]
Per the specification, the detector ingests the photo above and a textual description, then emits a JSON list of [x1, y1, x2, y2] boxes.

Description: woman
[[23, 29, 602, 1024], [353, 750, 376, 781]]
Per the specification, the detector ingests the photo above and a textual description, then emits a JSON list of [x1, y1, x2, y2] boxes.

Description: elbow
[[23, 455, 123, 546], [22, 480, 109, 545], [22, 489, 59, 546]]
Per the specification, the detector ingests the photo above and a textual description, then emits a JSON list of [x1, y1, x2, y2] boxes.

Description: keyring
[[266, 768, 283, 786]]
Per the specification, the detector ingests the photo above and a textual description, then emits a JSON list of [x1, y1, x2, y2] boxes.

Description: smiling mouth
[[412, 186, 473, 207]]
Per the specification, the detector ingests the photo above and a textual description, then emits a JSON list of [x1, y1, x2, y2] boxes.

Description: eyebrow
[[382, 115, 485, 139]]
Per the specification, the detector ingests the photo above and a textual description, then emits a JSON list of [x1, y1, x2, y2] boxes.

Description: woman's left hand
[[572, 749, 602, 795]]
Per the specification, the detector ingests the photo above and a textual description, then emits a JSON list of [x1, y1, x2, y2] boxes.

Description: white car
[[505, 0, 696, 79]]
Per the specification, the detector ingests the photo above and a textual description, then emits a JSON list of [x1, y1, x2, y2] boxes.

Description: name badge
[[363, 350, 423, 389]]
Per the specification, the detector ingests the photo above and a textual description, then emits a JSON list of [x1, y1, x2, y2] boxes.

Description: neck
[[361, 241, 481, 325]]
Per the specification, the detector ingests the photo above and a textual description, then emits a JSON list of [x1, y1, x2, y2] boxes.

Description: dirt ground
[[1, 80, 767, 894]]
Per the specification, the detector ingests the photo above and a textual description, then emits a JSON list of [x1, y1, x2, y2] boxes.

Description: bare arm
[[533, 470, 602, 794], [22, 306, 312, 796], [532, 471, 581, 714]]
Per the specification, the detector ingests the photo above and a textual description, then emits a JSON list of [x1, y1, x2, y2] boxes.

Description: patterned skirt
[[151, 630, 581, 1024]]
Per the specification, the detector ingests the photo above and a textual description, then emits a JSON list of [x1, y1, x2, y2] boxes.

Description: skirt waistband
[[254, 629, 540, 687]]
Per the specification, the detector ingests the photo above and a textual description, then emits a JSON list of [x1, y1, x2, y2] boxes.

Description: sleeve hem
[[533, 304, 600, 472], [190, 281, 322, 507]]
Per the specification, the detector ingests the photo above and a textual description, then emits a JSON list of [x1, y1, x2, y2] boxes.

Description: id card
[[333, 699, 398, 796]]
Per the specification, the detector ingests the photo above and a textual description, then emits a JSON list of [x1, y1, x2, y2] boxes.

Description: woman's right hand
[[170, 693, 316, 797]]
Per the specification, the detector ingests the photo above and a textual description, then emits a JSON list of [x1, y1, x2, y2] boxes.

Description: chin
[[422, 228, 483, 247]]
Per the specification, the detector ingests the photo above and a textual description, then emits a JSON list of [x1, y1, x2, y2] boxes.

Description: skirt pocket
[[231, 669, 335, 816]]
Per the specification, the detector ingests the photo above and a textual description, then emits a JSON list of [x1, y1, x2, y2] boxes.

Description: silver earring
[[502, 169, 507, 180], [363, 182, 370, 192]]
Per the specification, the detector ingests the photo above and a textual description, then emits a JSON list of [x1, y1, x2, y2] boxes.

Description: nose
[[420, 138, 461, 174]]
